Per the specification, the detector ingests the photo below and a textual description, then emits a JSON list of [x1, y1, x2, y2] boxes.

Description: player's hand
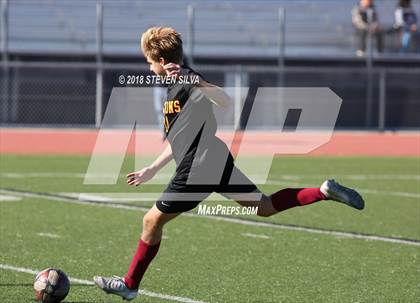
[[162, 63, 187, 77], [126, 166, 157, 186]]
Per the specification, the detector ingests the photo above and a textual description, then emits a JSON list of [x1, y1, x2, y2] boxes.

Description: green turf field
[[0, 155, 419, 302]]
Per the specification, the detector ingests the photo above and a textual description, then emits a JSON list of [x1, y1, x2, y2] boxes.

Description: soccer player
[[93, 27, 365, 301]]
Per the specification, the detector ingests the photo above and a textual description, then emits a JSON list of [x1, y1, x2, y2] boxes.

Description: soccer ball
[[34, 268, 70, 303]]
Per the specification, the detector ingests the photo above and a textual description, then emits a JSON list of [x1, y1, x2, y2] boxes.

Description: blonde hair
[[141, 27, 183, 63]]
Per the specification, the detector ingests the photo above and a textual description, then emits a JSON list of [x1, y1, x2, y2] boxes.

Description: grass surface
[[0, 155, 419, 302]]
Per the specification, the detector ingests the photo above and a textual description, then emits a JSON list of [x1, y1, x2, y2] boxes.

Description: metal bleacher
[[4, 0, 420, 58]]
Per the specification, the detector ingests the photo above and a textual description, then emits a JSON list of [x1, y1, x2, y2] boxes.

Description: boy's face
[[146, 56, 166, 76], [360, 0, 373, 8]]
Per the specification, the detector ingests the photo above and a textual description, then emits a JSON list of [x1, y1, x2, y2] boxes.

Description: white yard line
[[212, 216, 420, 247], [0, 264, 208, 303], [36, 232, 61, 239], [241, 233, 271, 239], [0, 194, 22, 202], [357, 188, 420, 199], [59, 187, 420, 203], [2, 172, 419, 199], [2, 172, 419, 180], [1, 188, 419, 247], [73, 193, 159, 202], [273, 174, 420, 181], [0, 173, 87, 178]]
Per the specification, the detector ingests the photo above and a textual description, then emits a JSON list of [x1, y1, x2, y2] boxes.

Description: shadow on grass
[[0, 284, 95, 302]]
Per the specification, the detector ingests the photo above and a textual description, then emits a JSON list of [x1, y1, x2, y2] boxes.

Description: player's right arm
[[126, 143, 173, 186], [197, 80, 231, 108], [162, 62, 231, 107]]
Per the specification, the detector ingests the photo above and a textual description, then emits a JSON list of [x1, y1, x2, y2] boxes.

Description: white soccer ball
[[34, 268, 70, 303]]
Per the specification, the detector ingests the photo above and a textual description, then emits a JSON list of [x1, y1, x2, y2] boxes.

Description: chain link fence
[[1, 62, 419, 129], [1, 0, 419, 129], [1, 64, 96, 125]]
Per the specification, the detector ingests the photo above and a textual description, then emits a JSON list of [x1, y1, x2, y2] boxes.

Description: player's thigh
[[220, 165, 264, 207], [225, 192, 270, 207], [227, 194, 277, 217], [221, 165, 276, 214]]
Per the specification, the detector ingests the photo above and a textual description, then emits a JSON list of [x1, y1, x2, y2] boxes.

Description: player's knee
[[256, 204, 274, 217], [142, 213, 161, 232], [257, 208, 271, 217]]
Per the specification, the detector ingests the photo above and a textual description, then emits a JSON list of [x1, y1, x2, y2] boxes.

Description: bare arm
[[126, 143, 173, 186], [197, 80, 231, 108], [150, 143, 173, 171]]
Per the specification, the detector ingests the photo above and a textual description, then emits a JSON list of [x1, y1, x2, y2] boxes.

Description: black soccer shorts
[[155, 162, 261, 214]]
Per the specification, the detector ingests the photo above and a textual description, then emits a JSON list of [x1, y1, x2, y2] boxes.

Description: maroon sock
[[124, 239, 160, 289], [270, 188, 326, 212]]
